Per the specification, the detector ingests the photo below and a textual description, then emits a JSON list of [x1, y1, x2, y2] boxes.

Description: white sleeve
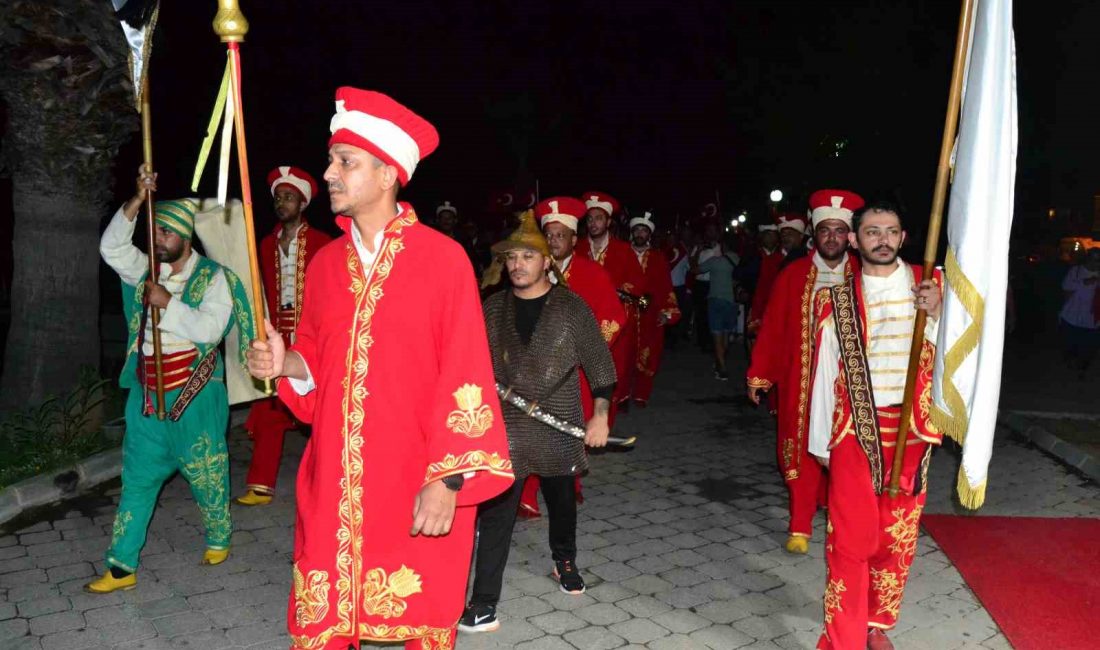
[[157, 268, 232, 344], [99, 206, 148, 287], [808, 316, 840, 459], [287, 360, 316, 395]]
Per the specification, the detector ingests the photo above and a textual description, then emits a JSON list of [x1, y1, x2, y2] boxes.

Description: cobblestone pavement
[[2, 347, 1098, 650]]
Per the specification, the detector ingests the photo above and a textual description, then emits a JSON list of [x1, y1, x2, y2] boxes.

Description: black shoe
[[553, 560, 586, 594], [457, 603, 499, 633], [715, 369, 729, 381]]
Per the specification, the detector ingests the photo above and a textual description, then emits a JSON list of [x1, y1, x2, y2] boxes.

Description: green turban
[[154, 199, 197, 240]]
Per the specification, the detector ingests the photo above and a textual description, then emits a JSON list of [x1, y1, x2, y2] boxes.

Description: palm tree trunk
[[0, 182, 104, 409]]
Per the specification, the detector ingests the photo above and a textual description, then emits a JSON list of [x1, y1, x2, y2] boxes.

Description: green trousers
[[106, 381, 231, 572]]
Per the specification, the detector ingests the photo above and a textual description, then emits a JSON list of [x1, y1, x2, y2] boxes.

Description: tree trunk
[[0, 184, 105, 409]]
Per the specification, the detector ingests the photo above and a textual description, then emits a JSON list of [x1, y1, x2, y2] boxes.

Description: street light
[[738, 214, 747, 224], [769, 189, 783, 203]]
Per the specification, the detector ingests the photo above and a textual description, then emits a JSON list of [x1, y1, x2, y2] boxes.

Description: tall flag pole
[[192, 0, 270, 394], [932, 0, 1018, 509], [113, 0, 166, 419], [887, 0, 978, 497]]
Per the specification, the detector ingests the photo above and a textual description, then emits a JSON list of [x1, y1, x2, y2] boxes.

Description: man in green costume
[[86, 166, 254, 594]]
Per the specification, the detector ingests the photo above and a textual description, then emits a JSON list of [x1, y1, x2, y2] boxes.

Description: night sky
[[114, 0, 1099, 241]]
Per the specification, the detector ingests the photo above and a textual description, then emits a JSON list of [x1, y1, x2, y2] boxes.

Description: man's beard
[[155, 246, 183, 264], [276, 207, 301, 223], [632, 236, 649, 248], [509, 269, 543, 288], [817, 242, 847, 262]]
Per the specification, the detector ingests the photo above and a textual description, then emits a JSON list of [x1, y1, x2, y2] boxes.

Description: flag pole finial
[[214, 0, 248, 43]]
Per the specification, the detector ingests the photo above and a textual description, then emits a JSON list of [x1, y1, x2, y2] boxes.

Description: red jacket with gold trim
[[276, 206, 513, 649], [259, 221, 331, 341]]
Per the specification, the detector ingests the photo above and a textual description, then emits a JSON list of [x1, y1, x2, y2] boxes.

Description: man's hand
[[246, 319, 285, 380], [585, 399, 611, 448], [410, 479, 457, 537], [657, 313, 669, 326], [144, 278, 171, 309], [814, 455, 830, 469], [747, 386, 763, 405], [913, 279, 942, 319], [123, 164, 157, 221]]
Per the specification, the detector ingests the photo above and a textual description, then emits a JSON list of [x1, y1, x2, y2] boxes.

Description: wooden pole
[[141, 76, 166, 420], [888, 0, 976, 497], [215, 0, 270, 393]]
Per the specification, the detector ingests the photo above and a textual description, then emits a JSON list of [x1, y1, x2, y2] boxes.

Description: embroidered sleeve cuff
[[747, 377, 773, 390], [423, 451, 513, 485]]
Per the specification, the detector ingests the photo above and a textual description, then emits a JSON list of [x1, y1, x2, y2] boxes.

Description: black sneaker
[[457, 603, 499, 633], [553, 560, 586, 594]]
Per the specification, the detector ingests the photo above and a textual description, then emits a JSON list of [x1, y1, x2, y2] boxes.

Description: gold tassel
[[956, 466, 987, 510]]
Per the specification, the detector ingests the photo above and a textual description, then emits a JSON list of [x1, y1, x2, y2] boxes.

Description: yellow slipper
[[84, 571, 137, 594], [202, 547, 230, 565], [235, 490, 273, 506], [784, 535, 809, 554]]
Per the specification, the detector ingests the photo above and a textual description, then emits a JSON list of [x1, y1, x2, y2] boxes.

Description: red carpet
[[921, 515, 1100, 650]]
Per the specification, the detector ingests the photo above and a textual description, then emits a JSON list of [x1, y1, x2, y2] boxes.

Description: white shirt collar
[[862, 260, 907, 290], [812, 251, 847, 273], [161, 250, 199, 281]]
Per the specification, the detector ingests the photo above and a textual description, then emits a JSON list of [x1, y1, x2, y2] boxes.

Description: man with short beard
[[627, 211, 680, 406], [238, 166, 330, 506], [808, 200, 942, 650], [461, 214, 616, 633], [747, 190, 863, 555], [87, 166, 255, 593], [515, 196, 625, 519], [574, 191, 646, 408], [245, 87, 513, 649]]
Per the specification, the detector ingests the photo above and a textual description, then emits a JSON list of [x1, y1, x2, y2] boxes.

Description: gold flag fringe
[[956, 465, 987, 510]]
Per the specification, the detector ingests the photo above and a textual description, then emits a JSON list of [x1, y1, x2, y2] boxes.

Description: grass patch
[[0, 369, 122, 490]]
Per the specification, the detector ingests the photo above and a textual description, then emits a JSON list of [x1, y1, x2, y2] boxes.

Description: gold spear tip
[[214, 0, 249, 43]]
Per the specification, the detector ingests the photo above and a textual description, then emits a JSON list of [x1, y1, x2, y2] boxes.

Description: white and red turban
[[267, 166, 318, 207], [629, 211, 656, 232], [808, 189, 865, 228], [536, 196, 587, 232], [777, 212, 808, 235], [328, 87, 439, 186], [581, 191, 620, 218]]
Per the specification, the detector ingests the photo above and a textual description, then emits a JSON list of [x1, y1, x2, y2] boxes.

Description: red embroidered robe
[[244, 221, 331, 494], [575, 236, 646, 404], [747, 255, 860, 481], [748, 248, 785, 329], [277, 206, 514, 649], [631, 248, 681, 403]]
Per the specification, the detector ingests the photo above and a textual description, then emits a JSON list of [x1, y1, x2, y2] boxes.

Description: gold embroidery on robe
[[446, 384, 494, 438], [362, 565, 423, 619], [293, 564, 331, 627], [823, 577, 846, 624], [600, 320, 620, 342], [425, 450, 513, 481], [871, 568, 903, 619]]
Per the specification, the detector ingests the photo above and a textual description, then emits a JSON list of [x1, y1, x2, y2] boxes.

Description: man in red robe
[[746, 190, 864, 555], [246, 87, 513, 650], [627, 211, 680, 406], [517, 196, 626, 519], [746, 223, 782, 333], [574, 191, 646, 409], [808, 200, 942, 650], [748, 214, 808, 334], [238, 166, 331, 507]]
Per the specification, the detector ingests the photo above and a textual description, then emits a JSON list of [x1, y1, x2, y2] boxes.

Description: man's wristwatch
[[441, 475, 464, 492]]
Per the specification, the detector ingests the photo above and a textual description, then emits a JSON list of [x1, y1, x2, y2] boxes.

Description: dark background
[[106, 0, 1100, 239]]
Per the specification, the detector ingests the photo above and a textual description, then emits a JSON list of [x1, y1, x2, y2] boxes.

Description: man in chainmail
[[459, 213, 617, 634]]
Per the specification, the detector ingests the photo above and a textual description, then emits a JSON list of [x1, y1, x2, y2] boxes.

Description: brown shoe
[[867, 628, 894, 650]]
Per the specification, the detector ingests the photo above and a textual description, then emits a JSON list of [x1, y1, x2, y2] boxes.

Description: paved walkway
[[1, 348, 1098, 650]]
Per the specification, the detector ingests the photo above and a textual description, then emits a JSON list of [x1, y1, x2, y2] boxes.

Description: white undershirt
[[277, 223, 303, 308]]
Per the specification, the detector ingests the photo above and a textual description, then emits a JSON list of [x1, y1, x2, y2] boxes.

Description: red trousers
[[817, 419, 929, 649], [611, 310, 638, 405], [243, 397, 298, 495], [784, 452, 827, 538], [630, 322, 667, 404]]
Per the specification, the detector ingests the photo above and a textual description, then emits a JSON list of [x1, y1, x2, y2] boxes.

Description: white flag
[[932, 0, 1017, 509]]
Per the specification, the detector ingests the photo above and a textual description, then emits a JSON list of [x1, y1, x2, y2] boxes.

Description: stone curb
[[0, 406, 251, 527], [999, 411, 1100, 483]]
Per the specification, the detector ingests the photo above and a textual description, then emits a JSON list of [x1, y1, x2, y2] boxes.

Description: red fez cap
[[328, 87, 439, 186]]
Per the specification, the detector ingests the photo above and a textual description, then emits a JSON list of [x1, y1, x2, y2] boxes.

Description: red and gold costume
[[747, 253, 858, 540], [243, 167, 330, 497], [748, 247, 784, 331], [808, 262, 942, 650], [630, 244, 680, 404], [276, 88, 513, 650], [575, 226, 645, 406]]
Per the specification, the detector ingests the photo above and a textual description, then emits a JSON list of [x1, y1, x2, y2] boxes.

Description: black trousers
[[693, 280, 711, 348], [469, 474, 577, 606]]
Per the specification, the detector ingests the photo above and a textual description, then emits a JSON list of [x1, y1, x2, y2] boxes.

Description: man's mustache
[[873, 245, 896, 253]]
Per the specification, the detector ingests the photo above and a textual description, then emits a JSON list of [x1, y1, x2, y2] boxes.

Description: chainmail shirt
[[483, 285, 617, 478]]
